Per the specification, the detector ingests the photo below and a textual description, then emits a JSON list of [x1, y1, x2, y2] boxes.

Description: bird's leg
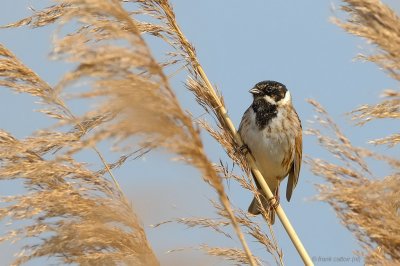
[[275, 188, 280, 205], [237, 143, 250, 156], [233, 142, 250, 157], [269, 188, 280, 210]]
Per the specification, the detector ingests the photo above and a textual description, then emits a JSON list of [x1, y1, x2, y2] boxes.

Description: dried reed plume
[[307, 0, 400, 264], [0, 42, 158, 265]]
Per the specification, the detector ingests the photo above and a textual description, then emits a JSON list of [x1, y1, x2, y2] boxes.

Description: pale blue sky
[[0, 1, 398, 265]]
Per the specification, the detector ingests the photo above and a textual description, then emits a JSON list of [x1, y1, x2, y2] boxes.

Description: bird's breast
[[239, 107, 296, 188]]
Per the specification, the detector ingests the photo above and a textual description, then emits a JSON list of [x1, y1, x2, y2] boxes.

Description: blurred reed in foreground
[[0, 41, 159, 265]]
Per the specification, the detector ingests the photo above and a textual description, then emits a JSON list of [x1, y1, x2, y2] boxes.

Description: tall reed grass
[[0, 0, 399, 265]]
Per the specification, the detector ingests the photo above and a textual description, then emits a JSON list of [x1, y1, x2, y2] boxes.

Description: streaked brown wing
[[286, 119, 302, 201]]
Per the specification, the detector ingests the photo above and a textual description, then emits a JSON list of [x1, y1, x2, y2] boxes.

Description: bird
[[238, 80, 302, 224]]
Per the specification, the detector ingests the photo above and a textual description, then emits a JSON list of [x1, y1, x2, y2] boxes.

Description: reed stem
[[161, 4, 313, 265]]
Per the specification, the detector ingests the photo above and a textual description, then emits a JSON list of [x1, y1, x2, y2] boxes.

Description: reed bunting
[[238, 80, 302, 224]]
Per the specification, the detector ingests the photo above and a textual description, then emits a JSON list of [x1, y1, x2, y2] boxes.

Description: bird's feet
[[269, 194, 280, 210], [237, 144, 250, 156]]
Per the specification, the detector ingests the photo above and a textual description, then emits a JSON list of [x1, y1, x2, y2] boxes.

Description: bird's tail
[[248, 193, 276, 224]]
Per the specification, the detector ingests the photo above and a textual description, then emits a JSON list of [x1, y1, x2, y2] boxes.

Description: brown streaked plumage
[[239, 81, 302, 224]]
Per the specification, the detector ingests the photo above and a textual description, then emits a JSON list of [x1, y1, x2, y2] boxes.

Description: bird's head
[[249, 80, 291, 106]]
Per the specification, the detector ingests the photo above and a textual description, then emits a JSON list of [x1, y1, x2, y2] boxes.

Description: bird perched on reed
[[239, 80, 302, 224]]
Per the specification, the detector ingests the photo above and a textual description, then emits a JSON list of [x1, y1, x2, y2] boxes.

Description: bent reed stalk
[[157, 2, 313, 265]]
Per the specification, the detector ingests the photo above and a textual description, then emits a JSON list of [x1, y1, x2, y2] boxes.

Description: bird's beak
[[249, 87, 261, 94]]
